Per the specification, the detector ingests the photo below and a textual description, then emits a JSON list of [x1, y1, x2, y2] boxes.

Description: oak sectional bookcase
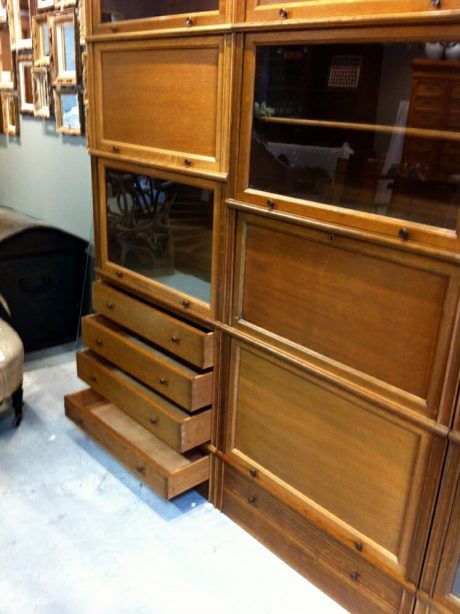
[[64, 1, 460, 612]]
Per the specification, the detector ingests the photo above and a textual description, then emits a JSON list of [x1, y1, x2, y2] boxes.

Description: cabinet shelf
[[257, 115, 460, 142]]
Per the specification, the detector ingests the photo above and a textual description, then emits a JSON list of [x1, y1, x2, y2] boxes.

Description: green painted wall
[[0, 116, 93, 242]]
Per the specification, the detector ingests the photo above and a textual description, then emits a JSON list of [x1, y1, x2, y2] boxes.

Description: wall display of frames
[[32, 13, 50, 66], [32, 65, 51, 117], [0, 24, 14, 89], [53, 85, 82, 134], [49, 8, 78, 86], [17, 53, 33, 113], [1, 91, 19, 134]]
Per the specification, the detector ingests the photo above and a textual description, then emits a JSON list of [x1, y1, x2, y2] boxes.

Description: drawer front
[[411, 109, 443, 129], [65, 388, 210, 500], [82, 314, 213, 412], [92, 37, 230, 176], [93, 282, 214, 369], [222, 464, 414, 614], [76, 350, 211, 453], [233, 212, 459, 420], [414, 81, 445, 100], [225, 340, 446, 577]]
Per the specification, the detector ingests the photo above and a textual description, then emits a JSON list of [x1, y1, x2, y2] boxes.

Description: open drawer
[[65, 388, 210, 500], [76, 350, 211, 453]]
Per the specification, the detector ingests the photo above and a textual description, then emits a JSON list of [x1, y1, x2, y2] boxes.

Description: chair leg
[[11, 384, 23, 428]]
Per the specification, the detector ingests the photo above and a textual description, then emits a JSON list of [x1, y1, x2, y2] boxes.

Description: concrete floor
[[0, 346, 347, 614]]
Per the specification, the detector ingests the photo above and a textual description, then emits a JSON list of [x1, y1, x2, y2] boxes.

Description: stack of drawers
[[65, 281, 214, 499]]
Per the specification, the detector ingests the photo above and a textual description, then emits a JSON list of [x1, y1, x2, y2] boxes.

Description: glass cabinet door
[[239, 32, 460, 250], [91, 0, 227, 36], [99, 161, 220, 316]]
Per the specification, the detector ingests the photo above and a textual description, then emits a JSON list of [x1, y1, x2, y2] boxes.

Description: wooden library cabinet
[[65, 1, 460, 611]]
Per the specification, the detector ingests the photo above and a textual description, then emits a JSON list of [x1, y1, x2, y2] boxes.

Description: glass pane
[[100, 0, 219, 23], [63, 23, 75, 72], [452, 558, 460, 598], [250, 42, 460, 231], [61, 94, 80, 130], [106, 169, 214, 304], [43, 22, 49, 57]]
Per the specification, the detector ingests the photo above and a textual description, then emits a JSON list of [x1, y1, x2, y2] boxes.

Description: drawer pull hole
[[107, 301, 114, 310], [136, 465, 146, 475], [110, 24, 118, 32], [431, 0, 441, 7], [96, 338, 103, 346], [150, 417, 158, 426], [350, 571, 359, 582], [171, 335, 180, 344], [160, 377, 167, 385], [266, 199, 275, 210], [248, 496, 257, 505], [249, 468, 258, 478]]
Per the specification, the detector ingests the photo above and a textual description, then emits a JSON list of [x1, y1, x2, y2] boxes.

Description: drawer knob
[[110, 24, 118, 32], [185, 16, 194, 26], [136, 465, 146, 475], [248, 495, 257, 505], [150, 417, 158, 426], [182, 300, 190, 309], [350, 571, 359, 582], [266, 199, 275, 211], [107, 301, 114, 310], [355, 541, 363, 552], [159, 377, 167, 385], [96, 338, 103, 346], [398, 227, 409, 240], [431, 0, 441, 6], [116, 271, 123, 278], [184, 159, 192, 168], [90, 374, 97, 382], [112, 146, 120, 154], [249, 468, 258, 478], [279, 8, 288, 18], [171, 335, 180, 344]]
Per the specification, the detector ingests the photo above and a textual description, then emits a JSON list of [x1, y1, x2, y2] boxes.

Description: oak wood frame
[[17, 52, 34, 114], [236, 27, 460, 253], [36, 0, 53, 11], [0, 0, 6, 23], [87, 0, 234, 39], [89, 35, 233, 181], [0, 24, 15, 90], [228, 208, 460, 429], [53, 85, 82, 134], [32, 13, 50, 66], [7, 0, 35, 50], [96, 157, 224, 322], [31, 65, 51, 117], [49, 7, 79, 86], [1, 91, 19, 134]]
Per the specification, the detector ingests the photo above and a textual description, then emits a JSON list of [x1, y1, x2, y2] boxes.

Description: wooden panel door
[[232, 211, 460, 424], [224, 339, 446, 584], [91, 36, 232, 178]]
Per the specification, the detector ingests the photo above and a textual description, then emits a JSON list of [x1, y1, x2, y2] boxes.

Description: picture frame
[[17, 53, 34, 114], [53, 85, 82, 135], [0, 0, 7, 24], [32, 13, 50, 66], [1, 91, 20, 134], [32, 65, 51, 117], [6, 0, 36, 51], [49, 7, 78, 86], [36, 0, 54, 11], [0, 25, 15, 90]]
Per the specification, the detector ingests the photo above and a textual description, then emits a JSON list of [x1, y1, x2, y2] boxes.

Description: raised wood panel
[[222, 464, 415, 614], [82, 314, 213, 412], [225, 340, 444, 576], [233, 213, 460, 421], [65, 388, 210, 499], [243, 0, 460, 28], [92, 37, 230, 176]]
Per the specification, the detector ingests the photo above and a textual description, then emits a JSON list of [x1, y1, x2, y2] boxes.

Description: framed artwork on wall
[[49, 8, 78, 86], [32, 65, 51, 117], [7, 0, 36, 51], [1, 91, 20, 134], [17, 53, 34, 114], [53, 85, 82, 134], [36, 0, 53, 10], [0, 0, 7, 24], [0, 25, 15, 89], [32, 13, 50, 66]]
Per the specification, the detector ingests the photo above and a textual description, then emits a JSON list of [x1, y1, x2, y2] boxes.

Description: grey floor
[[0, 345, 347, 614]]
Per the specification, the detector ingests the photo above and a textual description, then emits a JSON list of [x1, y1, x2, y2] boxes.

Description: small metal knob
[[96, 338, 103, 346], [90, 374, 97, 382], [116, 271, 123, 278], [107, 301, 114, 309], [150, 417, 158, 426], [355, 541, 363, 552], [159, 377, 167, 385], [110, 24, 118, 32], [112, 146, 120, 153], [266, 199, 275, 210], [182, 299, 190, 308], [248, 496, 257, 505], [350, 571, 359, 582], [136, 465, 146, 475], [185, 16, 194, 26], [398, 227, 409, 240], [171, 335, 180, 343], [249, 468, 258, 478], [431, 0, 441, 7], [279, 8, 288, 18], [184, 159, 192, 168]]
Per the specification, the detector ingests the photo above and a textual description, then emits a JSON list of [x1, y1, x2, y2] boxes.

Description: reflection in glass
[[100, 0, 218, 23], [106, 169, 214, 304], [61, 94, 80, 130], [250, 43, 460, 230], [453, 558, 460, 598]]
